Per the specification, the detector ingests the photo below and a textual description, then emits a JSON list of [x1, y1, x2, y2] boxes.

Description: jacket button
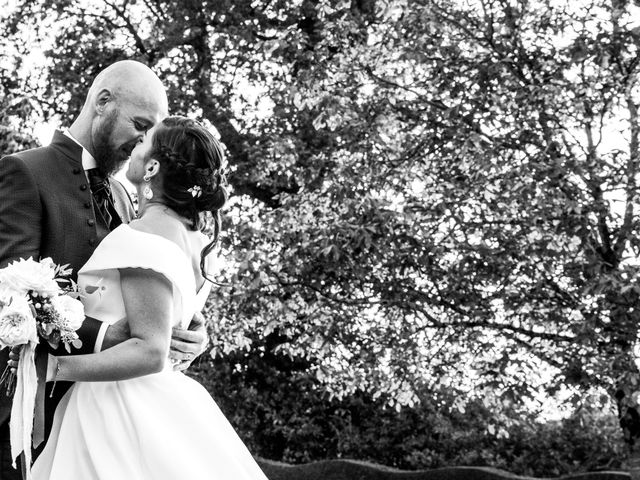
[[87, 219, 95, 226], [89, 238, 96, 246], [80, 184, 88, 191], [84, 202, 91, 209], [72, 168, 81, 174]]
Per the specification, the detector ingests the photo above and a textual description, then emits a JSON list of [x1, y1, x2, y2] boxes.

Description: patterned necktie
[[86, 168, 121, 230]]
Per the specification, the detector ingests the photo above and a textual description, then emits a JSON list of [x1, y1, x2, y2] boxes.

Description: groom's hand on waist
[[169, 312, 208, 371]]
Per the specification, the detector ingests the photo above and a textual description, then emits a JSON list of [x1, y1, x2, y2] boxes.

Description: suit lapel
[[49, 130, 83, 166]]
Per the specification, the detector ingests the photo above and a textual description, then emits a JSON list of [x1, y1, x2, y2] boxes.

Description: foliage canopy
[[3, 0, 640, 470]]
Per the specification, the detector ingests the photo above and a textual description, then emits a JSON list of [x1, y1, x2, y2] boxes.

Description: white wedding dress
[[32, 224, 268, 480]]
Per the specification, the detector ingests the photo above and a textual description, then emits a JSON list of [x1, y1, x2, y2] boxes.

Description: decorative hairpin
[[188, 185, 202, 198]]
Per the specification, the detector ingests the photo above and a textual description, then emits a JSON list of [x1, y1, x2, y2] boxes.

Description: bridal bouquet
[[0, 257, 84, 477]]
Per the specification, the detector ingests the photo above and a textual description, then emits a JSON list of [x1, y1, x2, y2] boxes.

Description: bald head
[[85, 60, 168, 118]]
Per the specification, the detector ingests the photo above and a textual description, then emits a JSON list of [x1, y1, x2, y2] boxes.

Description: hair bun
[[195, 184, 228, 212]]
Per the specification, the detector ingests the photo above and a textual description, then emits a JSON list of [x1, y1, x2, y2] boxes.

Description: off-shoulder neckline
[[112, 224, 210, 295]]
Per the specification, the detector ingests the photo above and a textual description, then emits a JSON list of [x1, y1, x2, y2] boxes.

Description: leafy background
[[1, 0, 640, 474]]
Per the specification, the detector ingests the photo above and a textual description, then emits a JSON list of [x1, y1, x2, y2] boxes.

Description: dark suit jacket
[[0, 130, 135, 426]]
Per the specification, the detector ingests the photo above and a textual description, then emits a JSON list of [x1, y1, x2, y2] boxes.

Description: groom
[[0, 60, 207, 479]]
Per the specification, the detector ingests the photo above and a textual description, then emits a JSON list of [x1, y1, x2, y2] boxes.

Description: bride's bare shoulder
[[127, 209, 203, 256], [128, 212, 182, 243], [127, 217, 155, 234]]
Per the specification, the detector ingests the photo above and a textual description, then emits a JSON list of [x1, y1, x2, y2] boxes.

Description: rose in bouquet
[[0, 257, 84, 383], [0, 257, 84, 478], [0, 294, 38, 350]]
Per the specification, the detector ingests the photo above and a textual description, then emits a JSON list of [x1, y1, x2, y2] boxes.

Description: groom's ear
[[94, 88, 113, 114]]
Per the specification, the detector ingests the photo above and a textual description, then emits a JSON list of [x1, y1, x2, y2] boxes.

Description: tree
[[2, 0, 640, 466], [0, 38, 38, 155]]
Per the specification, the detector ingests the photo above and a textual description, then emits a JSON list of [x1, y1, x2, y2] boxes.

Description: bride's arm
[[48, 268, 173, 382]]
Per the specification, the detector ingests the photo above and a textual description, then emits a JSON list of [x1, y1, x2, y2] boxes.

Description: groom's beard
[[93, 111, 132, 177]]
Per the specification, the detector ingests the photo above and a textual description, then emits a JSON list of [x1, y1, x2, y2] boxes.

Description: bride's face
[[126, 125, 157, 185]]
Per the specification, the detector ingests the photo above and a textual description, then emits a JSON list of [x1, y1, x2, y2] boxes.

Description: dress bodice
[[77, 224, 212, 329]]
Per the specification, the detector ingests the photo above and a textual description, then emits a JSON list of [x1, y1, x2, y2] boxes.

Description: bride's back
[[129, 206, 210, 292]]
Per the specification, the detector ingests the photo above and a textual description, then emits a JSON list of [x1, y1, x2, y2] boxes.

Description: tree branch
[[104, 1, 152, 60], [275, 276, 577, 343], [614, 74, 639, 256]]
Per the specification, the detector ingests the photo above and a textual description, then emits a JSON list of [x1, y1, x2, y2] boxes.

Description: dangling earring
[[143, 173, 153, 200]]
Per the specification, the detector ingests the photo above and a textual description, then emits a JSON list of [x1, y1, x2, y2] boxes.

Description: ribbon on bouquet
[[9, 341, 38, 480]]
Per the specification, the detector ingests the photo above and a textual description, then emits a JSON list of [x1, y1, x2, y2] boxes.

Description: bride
[[30, 116, 268, 479]]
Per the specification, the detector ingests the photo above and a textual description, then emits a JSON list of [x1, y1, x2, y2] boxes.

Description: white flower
[[50, 295, 84, 331], [0, 284, 15, 305], [188, 185, 202, 198], [0, 257, 60, 296], [0, 295, 37, 348]]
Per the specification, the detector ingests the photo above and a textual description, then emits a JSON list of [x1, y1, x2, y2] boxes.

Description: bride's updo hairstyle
[[148, 116, 228, 278]]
